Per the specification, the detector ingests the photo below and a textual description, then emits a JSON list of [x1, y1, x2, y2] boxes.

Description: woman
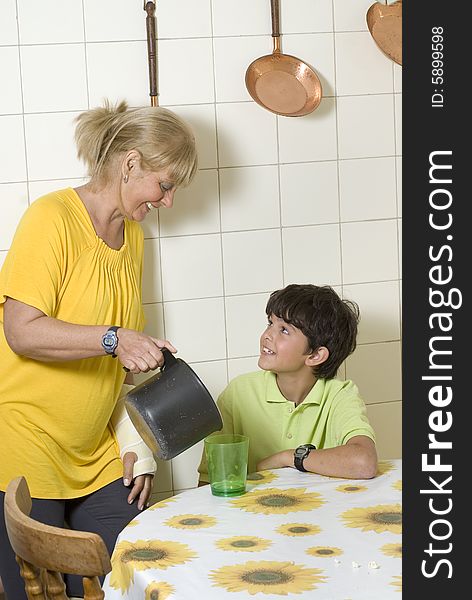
[[0, 100, 197, 599]]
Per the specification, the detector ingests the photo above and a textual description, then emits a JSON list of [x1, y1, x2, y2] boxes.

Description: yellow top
[[0, 188, 145, 499]]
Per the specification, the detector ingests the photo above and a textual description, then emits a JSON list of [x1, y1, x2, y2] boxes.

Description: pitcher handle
[[161, 347, 177, 369], [123, 346, 177, 372]]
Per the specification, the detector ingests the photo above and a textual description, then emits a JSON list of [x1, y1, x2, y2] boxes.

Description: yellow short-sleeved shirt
[[198, 370, 376, 479], [0, 188, 145, 499]]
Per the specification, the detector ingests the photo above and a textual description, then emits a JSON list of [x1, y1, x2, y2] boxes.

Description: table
[[102, 459, 402, 599]]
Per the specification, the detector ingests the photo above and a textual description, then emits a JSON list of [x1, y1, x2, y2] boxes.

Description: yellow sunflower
[[381, 542, 402, 558], [126, 519, 139, 527], [164, 514, 217, 529], [341, 504, 402, 534], [247, 470, 279, 485], [376, 461, 395, 476], [306, 546, 343, 558], [393, 479, 402, 491], [210, 560, 326, 595], [336, 484, 367, 493], [148, 497, 177, 511], [145, 580, 175, 600], [276, 523, 321, 537], [216, 536, 272, 552], [231, 487, 325, 515], [391, 575, 402, 592], [109, 539, 197, 592]]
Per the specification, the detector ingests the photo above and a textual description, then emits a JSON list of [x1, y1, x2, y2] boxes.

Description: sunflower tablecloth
[[102, 459, 402, 599]]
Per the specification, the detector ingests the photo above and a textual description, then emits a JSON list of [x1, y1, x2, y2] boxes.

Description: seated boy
[[198, 284, 377, 481]]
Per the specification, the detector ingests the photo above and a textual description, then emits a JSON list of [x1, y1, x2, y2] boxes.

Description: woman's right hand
[[115, 328, 176, 374]]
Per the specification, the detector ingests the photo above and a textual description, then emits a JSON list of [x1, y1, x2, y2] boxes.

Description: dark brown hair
[[266, 284, 360, 379]]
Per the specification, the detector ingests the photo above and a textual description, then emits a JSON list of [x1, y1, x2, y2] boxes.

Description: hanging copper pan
[[144, 0, 159, 106], [245, 0, 322, 117], [366, 0, 402, 66]]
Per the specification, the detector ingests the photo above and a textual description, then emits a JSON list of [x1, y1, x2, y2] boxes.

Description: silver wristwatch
[[101, 326, 120, 357]]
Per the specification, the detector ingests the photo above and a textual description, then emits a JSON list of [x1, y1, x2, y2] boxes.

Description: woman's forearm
[[3, 297, 175, 373], [4, 298, 109, 361]]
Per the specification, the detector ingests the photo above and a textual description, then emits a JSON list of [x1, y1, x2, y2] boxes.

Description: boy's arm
[[256, 435, 378, 479]]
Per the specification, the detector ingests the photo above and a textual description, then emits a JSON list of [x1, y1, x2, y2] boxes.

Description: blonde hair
[[74, 100, 197, 186]]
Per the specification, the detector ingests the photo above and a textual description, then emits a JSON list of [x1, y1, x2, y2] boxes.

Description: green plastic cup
[[204, 433, 249, 497]]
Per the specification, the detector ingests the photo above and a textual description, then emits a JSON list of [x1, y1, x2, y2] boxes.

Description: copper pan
[[245, 0, 322, 117], [366, 0, 402, 66], [144, 1, 159, 106]]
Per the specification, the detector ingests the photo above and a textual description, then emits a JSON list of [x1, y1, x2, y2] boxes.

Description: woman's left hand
[[122, 451, 154, 510]]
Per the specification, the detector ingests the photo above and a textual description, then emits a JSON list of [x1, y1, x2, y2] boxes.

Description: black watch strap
[[294, 444, 316, 472]]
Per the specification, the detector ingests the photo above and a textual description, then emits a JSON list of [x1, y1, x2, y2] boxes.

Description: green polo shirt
[[198, 370, 375, 480]]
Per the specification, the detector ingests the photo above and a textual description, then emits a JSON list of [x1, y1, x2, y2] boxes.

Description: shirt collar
[[265, 371, 325, 405]]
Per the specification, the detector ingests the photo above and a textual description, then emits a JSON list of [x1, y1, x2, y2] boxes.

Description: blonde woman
[[0, 100, 197, 600]]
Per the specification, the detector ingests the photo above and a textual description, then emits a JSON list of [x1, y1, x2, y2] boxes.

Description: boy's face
[[258, 314, 312, 375]]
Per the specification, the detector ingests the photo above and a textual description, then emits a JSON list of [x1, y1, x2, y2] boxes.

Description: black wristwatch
[[101, 326, 120, 358], [294, 444, 316, 472]]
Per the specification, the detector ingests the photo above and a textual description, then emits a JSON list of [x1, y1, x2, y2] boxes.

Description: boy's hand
[[256, 450, 294, 472]]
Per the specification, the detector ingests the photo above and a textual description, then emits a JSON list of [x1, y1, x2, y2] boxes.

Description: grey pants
[[0, 478, 141, 600]]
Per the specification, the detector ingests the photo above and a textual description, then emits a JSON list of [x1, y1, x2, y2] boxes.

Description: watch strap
[[294, 444, 316, 472]]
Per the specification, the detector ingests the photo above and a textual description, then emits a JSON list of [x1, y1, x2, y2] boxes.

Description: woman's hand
[[115, 329, 176, 374], [122, 452, 154, 510]]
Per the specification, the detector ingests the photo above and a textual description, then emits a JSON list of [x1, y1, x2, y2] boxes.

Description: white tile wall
[[280, 161, 339, 226], [339, 157, 397, 222], [219, 166, 280, 231], [283, 224, 342, 286], [0, 183, 29, 250], [0, 47, 22, 114], [0, 0, 402, 499]]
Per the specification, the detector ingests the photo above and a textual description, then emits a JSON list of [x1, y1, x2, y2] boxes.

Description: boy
[[198, 284, 377, 481]]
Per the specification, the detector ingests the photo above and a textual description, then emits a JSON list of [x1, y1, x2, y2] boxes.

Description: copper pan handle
[[270, 0, 281, 53], [144, 1, 158, 107]]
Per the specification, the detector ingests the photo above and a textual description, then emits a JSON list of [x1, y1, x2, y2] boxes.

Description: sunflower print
[[164, 514, 217, 529], [216, 536, 272, 552], [148, 497, 177, 511], [210, 560, 326, 595], [145, 580, 175, 600], [381, 542, 402, 558], [393, 479, 402, 491], [391, 575, 402, 592], [335, 484, 368, 493], [306, 546, 343, 558], [341, 504, 402, 534], [109, 539, 197, 592], [276, 523, 321, 537], [246, 470, 279, 485], [126, 519, 139, 527], [376, 461, 395, 476], [231, 487, 325, 514]]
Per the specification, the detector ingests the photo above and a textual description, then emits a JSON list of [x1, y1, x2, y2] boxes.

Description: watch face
[[103, 333, 115, 347], [102, 330, 118, 353]]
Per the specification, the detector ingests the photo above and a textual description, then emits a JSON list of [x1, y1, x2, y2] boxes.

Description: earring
[[123, 174, 129, 183]]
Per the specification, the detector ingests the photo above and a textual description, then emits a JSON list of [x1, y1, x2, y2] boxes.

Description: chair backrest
[[4, 476, 112, 600]]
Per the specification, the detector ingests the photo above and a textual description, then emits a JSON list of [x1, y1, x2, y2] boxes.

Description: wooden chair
[[3, 476, 112, 600]]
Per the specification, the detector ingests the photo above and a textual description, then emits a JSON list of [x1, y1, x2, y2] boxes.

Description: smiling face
[[258, 314, 313, 375], [119, 152, 177, 221]]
